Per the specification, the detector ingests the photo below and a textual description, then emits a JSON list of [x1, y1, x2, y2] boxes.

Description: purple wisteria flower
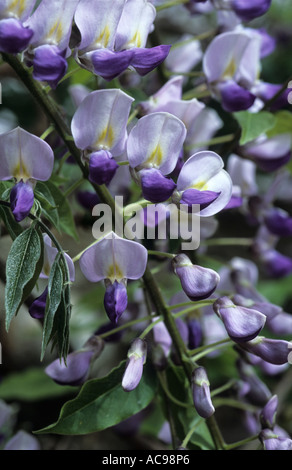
[[260, 395, 278, 430], [127, 112, 186, 203], [172, 151, 232, 216], [122, 338, 147, 392], [240, 134, 292, 173], [172, 254, 220, 301], [71, 89, 134, 186], [192, 366, 215, 419], [79, 232, 148, 324], [0, 127, 54, 222], [45, 335, 104, 386], [213, 296, 266, 343], [240, 337, 292, 365], [203, 31, 261, 112], [231, 0, 272, 22], [74, 0, 170, 81], [0, 0, 35, 54], [25, 0, 80, 88], [259, 429, 292, 451]]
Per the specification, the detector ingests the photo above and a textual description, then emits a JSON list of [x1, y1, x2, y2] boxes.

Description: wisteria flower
[[0, 0, 35, 54], [172, 151, 232, 216], [79, 232, 148, 323], [0, 127, 54, 222]]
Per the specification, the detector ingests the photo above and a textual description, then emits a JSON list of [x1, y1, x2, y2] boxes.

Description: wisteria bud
[[192, 367, 215, 419], [122, 338, 147, 392]]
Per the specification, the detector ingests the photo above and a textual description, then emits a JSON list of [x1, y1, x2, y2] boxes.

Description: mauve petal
[[158, 98, 205, 130], [0, 18, 33, 53], [260, 395, 278, 429], [74, 0, 125, 51], [264, 208, 292, 237], [0, 127, 54, 182], [42, 234, 75, 281], [89, 150, 119, 186], [219, 80, 256, 112], [104, 280, 128, 324], [10, 181, 34, 222], [32, 45, 68, 89], [232, 0, 272, 21], [139, 168, 176, 203], [79, 232, 148, 283], [1, 0, 37, 21], [130, 45, 171, 76], [45, 350, 95, 385], [139, 76, 184, 114], [115, 0, 156, 50], [4, 431, 40, 451], [71, 89, 134, 155], [192, 367, 215, 419], [90, 48, 134, 81], [180, 188, 220, 211], [241, 337, 292, 365], [127, 112, 186, 175], [26, 0, 79, 50], [122, 356, 144, 391]]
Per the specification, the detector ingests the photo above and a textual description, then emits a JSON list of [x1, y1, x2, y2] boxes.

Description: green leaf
[[35, 360, 157, 435], [0, 368, 77, 402], [266, 110, 292, 138], [45, 181, 79, 241], [34, 181, 59, 229], [0, 205, 23, 240], [41, 252, 64, 360], [234, 111, 276, 146], [5, 226, 44, 331]]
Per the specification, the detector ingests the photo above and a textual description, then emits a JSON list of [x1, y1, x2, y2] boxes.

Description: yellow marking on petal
[[7, 0, 26, 17], [190, 180, 208, 191], [43, 262, 51, 277], [107, 263, 124, 282], [222, 58, 237, 80], [145, 144, 164, 168], [12, 160, 31, 181], [94, 25, 111, 48], [95, 126, 115, 150], [47, 20, 63, 44], [127, 31, 142, 48]]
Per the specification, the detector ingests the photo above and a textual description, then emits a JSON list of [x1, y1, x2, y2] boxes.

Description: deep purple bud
[[140, 168, 176, 203], [0, 18, 33, 54], [131, 45, 171, 76], [90, 49, 134, 81], [180, 188, 220, 211], [122, 338, 147, 392], [104, 280, 128, 324], [259, 429, 292, 450], [213, 296, 266, 343], [10, 180, 34, 222], [188, 319, 203, 349], [32, 45, 68, 89], [259, 249, 292, 279], [241, 337, 292, 365], [28, 287, 48, 320], [45, 336, 104, 386], [88, 151, 119, 186], [264, 208, 292, 237], [232, 0, 272, 22], [172, 254, 220, 301], [219, 80, 256, 112], [192, 367, 215, 419], [260, 395, 278, 430]]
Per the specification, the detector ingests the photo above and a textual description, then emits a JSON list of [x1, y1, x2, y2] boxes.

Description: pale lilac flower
[[173, 151, 232, 217], [0, 127, 54, 222], [79, 232, 148, 323], [172, 254, 220, 301], [71, 89, 134, 185], [25, 0, 80, 88], [192, 367, 215, 419], [45, 336, 104, 386], [127, 112, 186, 203], [139, 76, 184, 115], [240, 134, 292, 172], [164, 34, 202, 75], [203, 31, 261, 112], [122, 338, 147, 391], [227, 154, 258, 198], [214, 296, 266, 343], [0, 0, 35, 54]]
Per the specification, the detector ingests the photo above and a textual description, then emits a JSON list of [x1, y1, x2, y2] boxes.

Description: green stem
[[156, 0, 190, 11], [39, 125, 55, 140], [224, 434, 259, 451], [63, 177, 85, 198], [169, 299, 214, 311], [147, 250, 176, 259], [181, 420, 203, 448], [210, 379, 237, 398], [213, 398, 259, 414], [124, 199, 152, 217], [190, 338, 232, 361], [202, 237, 253, 247], [158, 371, 192, 409]]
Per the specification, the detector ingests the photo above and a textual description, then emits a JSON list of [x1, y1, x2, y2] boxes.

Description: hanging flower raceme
[[0, 0, 35, 54], [71, 89, 134, 186], [74, 0, 171, 81], [203, 30, 261, 112], [0, 127, 54, 222], [172, 151, 232, 216], [79, 232, 148, 324], [24, 0, 80, 88], [172, 254, 220, 301], [127, 112, 187, 203]]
